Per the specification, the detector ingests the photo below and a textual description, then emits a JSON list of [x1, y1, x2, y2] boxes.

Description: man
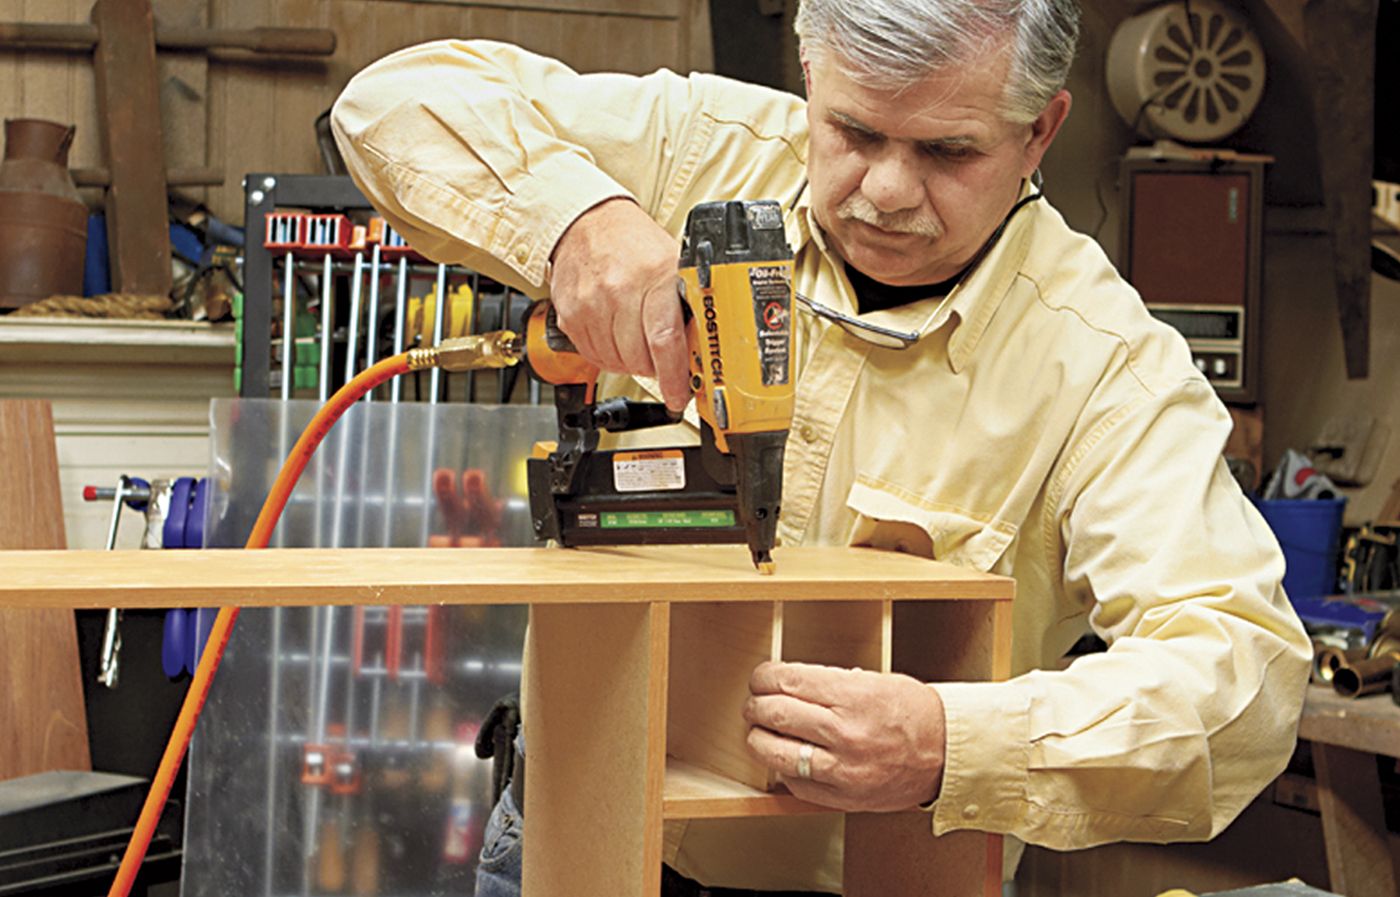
[[332, 1, 1311, 893]]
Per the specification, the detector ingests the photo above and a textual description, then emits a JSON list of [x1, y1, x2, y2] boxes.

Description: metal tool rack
[[239, 172, 535, 404], [176, 176, 551, 897]]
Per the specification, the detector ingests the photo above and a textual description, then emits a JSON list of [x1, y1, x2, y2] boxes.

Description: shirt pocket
[[845, 476, 1018, 573]]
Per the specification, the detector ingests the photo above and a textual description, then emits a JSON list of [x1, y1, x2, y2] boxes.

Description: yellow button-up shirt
[[333, 40, 1312, 892]]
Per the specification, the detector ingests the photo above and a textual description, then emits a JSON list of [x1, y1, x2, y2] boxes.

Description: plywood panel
[[0, 400, 92, 779], [0, 545, 1016, 608], [524, 601, 667, 897], [892, 599, 1014, 684], [845, 599, 1009, 896], [668, 601, 779, 790], [662, 757, 827, 819], [845, 816, 1000, 897], [781, 600, 889, 672]]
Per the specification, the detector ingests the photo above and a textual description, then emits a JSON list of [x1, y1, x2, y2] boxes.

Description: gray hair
[[794, 0, 1080, 124]]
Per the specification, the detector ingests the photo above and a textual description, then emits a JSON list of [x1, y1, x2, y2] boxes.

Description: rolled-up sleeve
[[931, 380, 1311, 848], [331, 39, 701, 292]]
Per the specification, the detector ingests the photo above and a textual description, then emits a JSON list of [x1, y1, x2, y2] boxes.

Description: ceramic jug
[[0, 118, 87, 311]]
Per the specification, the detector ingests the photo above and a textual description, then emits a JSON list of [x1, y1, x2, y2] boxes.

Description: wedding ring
[[796, 741, 814, 780]]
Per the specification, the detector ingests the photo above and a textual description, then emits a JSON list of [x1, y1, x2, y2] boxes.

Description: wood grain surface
[[0, 545, 1015, 609], [1299, 684, 1400, 759], [0, 400, 91, 778], [662, 758, 829, 819]]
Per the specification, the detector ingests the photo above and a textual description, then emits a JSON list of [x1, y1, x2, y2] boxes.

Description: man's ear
[[801, 56, 812, 98], [1021, 89, 1072, 178]]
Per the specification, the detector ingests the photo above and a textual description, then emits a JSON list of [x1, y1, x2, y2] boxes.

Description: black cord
[[1090, 158, 1119, 241], [1124, 0, 1196, 142]]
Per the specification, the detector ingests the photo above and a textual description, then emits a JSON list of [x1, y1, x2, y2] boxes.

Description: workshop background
[[1, 0, 1397, 896]]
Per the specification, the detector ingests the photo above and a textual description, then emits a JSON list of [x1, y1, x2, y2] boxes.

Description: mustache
[[836, 194, 942, 238]]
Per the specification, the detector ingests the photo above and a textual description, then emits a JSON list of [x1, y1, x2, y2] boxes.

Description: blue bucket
[[1258, 498, 1347, 601]]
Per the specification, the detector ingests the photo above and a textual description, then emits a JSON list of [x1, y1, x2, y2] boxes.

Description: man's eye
[[921, 143, 975, 160], [839, 126, 878, 145]]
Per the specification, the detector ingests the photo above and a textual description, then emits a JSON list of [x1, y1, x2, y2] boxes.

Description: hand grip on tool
[[511, 200, 795, 573]]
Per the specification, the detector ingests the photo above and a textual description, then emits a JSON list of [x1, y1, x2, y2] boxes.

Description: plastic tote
[[1258, 497, 1347, 601]]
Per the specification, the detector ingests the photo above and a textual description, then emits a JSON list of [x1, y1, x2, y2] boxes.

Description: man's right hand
[[547, 197, 691, 412]]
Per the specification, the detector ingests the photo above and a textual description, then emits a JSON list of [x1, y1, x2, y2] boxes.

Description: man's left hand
[[744, 661, 946, 812]]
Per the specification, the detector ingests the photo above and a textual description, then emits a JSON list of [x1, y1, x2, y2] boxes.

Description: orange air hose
[[107, 352, 416, 897]]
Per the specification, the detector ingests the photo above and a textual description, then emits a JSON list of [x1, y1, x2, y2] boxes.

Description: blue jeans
[[473, 788, 523, 897]]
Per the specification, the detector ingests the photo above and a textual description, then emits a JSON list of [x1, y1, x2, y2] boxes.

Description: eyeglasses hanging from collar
[[793, 171, 1045, 350]]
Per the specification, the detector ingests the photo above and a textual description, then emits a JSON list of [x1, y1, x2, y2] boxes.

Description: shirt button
[[799, 423, 818, 443], [962, 804, 980, 820], [514, 244, 529, 264]]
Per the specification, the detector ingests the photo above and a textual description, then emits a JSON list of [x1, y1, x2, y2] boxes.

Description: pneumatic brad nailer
[[456, 199, 795, 572], [531, 199, 794, 573]]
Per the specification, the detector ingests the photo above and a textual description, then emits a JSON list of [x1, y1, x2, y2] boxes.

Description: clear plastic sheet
[[183, 399, 555, 897]]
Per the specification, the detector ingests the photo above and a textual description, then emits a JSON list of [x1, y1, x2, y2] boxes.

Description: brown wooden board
[[0, 400, 91, 778], [91, 0, 172, 296], [845, 816, 1000, 897], [0, 545, 1014, 609], [668, 601, 779, 790], [1313, 742, 1398, 897], [1300, 684, 1400, 759], [524, 601, 668, 897]]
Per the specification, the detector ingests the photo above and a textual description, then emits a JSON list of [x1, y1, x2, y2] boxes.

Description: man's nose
[[860, 147, 924, 214]]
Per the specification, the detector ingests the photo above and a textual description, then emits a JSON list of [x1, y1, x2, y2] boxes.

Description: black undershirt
[[845, 263, 966, 314]]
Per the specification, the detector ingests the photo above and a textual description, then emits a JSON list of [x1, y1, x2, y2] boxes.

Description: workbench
[[1298, 684, 1400, 897], [0, 544, 1013, 897]]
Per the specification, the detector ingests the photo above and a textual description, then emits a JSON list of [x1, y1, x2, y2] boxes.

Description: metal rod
[[466, 270, 482, 402], [344, 253, 364, 386], [263, 607, 284, 897], [407, 652, 423, 741], [318, 255, 334, 404], [353, 245, 384, 548], [97, 475, 130, 689], [300, 607, 321, 895], [364, 244, 382, 402], [382, 260, 406, 549], [368, 652, 383, 746], [428, 264, 448, 403], [389, 258, 408, 404], [332, 253, 363, 550], [1334, 653, 1400, 698], [281, 250, 295, 401], [304, 606, 338, 886]]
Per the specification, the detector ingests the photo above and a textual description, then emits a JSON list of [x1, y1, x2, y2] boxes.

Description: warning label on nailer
[[612, 450, 686, 492]]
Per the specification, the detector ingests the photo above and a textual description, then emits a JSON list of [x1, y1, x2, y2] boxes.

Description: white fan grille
[[1107, 0, 1266, 143]]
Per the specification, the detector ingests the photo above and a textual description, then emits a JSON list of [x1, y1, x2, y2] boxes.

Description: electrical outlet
[[1310, 414, 1392, 486]]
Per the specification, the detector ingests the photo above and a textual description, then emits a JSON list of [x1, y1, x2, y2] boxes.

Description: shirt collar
[[787, 178, 1039, 373]]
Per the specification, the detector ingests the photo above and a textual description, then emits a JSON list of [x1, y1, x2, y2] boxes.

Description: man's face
[[804, 49, 1068, 286]]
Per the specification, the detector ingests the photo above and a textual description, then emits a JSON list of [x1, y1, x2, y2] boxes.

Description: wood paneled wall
[[0, 0, 712, 221]]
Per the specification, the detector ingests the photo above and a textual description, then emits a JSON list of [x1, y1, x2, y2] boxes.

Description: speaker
[[1119, 148, 1267, 403]]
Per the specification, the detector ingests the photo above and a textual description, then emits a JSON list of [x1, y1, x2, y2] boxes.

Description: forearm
[[932, 610, 1308, 848], [330, 39, 695, 290], [930, 385, 1311, 848]]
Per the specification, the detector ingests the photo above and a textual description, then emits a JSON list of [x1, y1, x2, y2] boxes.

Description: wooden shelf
[[663, 758, 830, 819], [7, 542, 1012, 896], [0, 318, 234, 365], [1300, 683, 1400, 759], [0, 545, 1011, 610]]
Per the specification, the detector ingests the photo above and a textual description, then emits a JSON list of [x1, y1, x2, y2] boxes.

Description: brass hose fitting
[[407, 331, 524, 372]]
